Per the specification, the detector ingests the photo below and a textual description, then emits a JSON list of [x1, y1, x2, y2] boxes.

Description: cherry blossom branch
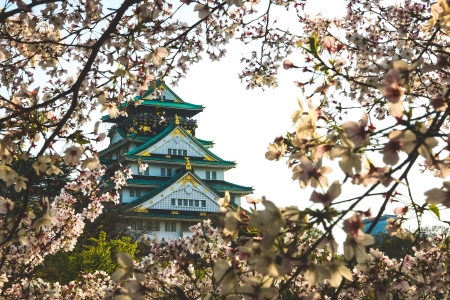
[[0, 0, 63, 22], [0, 0, 139, 249]]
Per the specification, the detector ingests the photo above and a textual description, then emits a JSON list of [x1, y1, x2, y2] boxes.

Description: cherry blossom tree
[[1, 0, 450, 298], [0, 0, 298, 295]]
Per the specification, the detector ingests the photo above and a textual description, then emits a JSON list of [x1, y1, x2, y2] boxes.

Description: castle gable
[[133, 126, 218, 161], [125, 172, 220, 212]]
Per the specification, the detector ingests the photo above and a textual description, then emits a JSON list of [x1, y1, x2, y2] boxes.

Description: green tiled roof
[[116, 127, 127, 138], [99, 138, 129, 156], [101, 100, 203, 121], [125, 155, 235, 168], [205, 180, 253, 194], [196, 138, 214, 147], [124, 176, 252, 194], [134, 99, 203, 110], [101, 80, 203, 121], [99, 158, 119, 165], [127, 124, 176, 156], [127, 134, 154, 142], [126, 124, 233, 166], [141, 80, 186, 102], [121, 170, 188, 211], [126, 176, 167, 187]]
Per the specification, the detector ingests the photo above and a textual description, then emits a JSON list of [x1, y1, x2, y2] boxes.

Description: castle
[[99, 80, 252, 241]]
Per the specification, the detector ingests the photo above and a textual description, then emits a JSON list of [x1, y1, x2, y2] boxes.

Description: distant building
[[99, 80, 253, 241], [362, 214, 396, 242]]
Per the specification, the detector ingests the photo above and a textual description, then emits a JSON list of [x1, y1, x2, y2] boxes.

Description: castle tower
[[99, 80, 253, 241]]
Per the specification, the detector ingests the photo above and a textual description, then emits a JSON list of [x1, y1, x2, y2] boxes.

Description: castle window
[[206, 171, 210, 180], [136, 190, 141, 197], [201, 200, 206, 207], [183, 199, 188, 206], [165, 222, 176, 232], [212, 171, 217, 180], [161, 168, 166, 177], [130, 220, 144, 230], [178, 149, 182, 156], [195, 200, 199, 207], [129, 190, 135, 197], [168, 149, 172, 155], [171, 198, 175, 206], [189, 200, 193, 206], [183, 150, 187, 156], [167, 169, 172, 177], [178, 199, 182, 206], [144, 168, 149, 176], [152, 222, 160, 231]]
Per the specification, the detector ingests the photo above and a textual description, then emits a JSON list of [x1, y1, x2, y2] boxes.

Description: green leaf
[[308, 35, 319, 57], [429, 204, 440, 220], [76, 136, 90, 145]]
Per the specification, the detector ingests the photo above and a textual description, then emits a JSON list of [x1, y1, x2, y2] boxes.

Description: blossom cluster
[[108, 217, 450, 300]]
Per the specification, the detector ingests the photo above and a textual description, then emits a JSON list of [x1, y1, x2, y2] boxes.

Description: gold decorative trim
[[139, 125, 152, 133], [171, 187, 174, 191], [204, 155, 215, 161], [171, 211, 179, 215], [166, 155, 171, 158], [130, 205, 148, 213], [199, 212, 207, 217], [161, 194, 164, 197], [140, 150, 151, 156], [170, 128, 184, 138], [185, 157, 192, 170], [175, 114, 180, 124], [177, 174, 198, 188]]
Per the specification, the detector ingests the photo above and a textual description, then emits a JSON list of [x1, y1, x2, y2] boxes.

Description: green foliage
[[372, 234, 414, 260], [37, 231, 138, 284], [372, 226, 450, 260]]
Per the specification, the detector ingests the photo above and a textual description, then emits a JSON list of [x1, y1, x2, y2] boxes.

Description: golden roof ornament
[[185, 157, 192, 170], [175, 114, 180, 124], [130, 205, 148, 213]]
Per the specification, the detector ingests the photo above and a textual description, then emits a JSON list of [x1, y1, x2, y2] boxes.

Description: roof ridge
[[206, 179, 253, 190], [141, 80, 187, 103], [126, 125, 235, 165], [126, 123, 176, 156], [121, 169, 189, 211]]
